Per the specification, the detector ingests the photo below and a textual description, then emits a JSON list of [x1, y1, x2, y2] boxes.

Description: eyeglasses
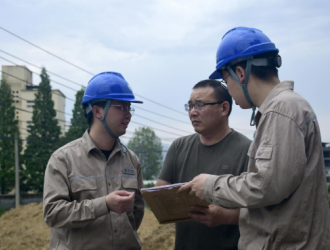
[[220, 72, 231, 89], [184, 101, 224, 112], [111, 105, 135, 115]]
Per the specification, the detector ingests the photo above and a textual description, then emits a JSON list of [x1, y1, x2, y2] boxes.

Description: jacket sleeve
[[43, 154, 109, 228], [204, 112, 306, 208], [133, 161, 145, 230]]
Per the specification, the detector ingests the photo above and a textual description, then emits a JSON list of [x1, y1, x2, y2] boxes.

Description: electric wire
[[132, 104, 190, 125], [0, 89, 73, 117], [130, 121, 188, 137], [133, 114, 191, 134], [0, 49, 86, 88], [0, 59, 79, 92], [0, 27, 256, 136], [0, 26, 95, 75], [0, 70, 75, 102], [0, 26, 188, 116]]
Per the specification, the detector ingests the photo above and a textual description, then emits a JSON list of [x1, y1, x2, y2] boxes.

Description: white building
[[1, 65, 66, 150]]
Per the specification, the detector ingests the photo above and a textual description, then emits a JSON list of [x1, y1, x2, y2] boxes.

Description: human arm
[[43, 154, 109, 228], [189, 204, 240, 227], [204, 113, 306, 208]]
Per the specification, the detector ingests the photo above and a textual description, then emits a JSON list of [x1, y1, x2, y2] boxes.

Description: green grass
[[0, 207, 10, 217]]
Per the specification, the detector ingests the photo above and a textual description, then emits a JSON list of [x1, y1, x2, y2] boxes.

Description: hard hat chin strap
[[227, 56, 256, 126], [98, 100, 128, 153]]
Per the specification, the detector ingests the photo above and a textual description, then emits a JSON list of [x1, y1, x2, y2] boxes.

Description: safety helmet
[[209, 27, 280, 80], [82, 71, 142, 146], [82, 71, 143, 104]]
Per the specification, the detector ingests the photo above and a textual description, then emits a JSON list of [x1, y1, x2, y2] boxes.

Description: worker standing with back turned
[[179, 27, 330, 249]]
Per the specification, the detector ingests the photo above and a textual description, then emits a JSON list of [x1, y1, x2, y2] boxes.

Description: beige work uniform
[[205, 81, 330, 249], [43, 130, 144, 250]]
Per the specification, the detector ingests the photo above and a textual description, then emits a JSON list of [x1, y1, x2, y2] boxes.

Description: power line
[[0, 26, 95, 75], [0, 58, 79, 92], [134, 114, 191, 134], [0, 25, 188, 116], [0, 49, 86, 89], [130, 121, 189, 137], [0, 70, 76, 102], [133, 105, 190, 124], [0, 89, 73, 117], [14, 93, 72, 117]]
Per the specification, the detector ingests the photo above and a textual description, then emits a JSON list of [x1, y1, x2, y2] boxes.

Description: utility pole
[[15, 133, 20, 207]]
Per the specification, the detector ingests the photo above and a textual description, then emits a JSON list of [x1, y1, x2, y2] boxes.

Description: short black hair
[[229, 52, 279, 82], [83, 101, 107, 128], [193, 79, 232, 117]]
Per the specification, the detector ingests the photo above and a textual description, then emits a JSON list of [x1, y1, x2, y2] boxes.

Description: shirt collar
[[255, 81, 294, 127], [82, 129, 122, 156]]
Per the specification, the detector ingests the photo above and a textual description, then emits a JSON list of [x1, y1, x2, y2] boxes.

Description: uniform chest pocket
[[121, 176, 138, 191], [70, 178, 98, 201]]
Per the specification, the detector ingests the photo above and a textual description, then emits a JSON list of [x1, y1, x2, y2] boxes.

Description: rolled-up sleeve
[[204, 112, 306, 208], [43, 154, 109, 228]]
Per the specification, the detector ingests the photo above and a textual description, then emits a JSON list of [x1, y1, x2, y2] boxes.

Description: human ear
[[92, 105, 104, 119], [221, 101, 230, 116], [235, 66, 245, 84]]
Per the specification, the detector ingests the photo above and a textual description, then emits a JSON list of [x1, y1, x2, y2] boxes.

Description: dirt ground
[[0, 203, 175, 250]]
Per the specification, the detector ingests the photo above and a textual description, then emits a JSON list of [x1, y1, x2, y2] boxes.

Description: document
[[141, 183, 209, 224]]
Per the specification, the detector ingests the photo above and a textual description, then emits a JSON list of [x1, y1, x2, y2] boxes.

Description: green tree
[[128, 127, 163, 180], [22, 68, 61, 192], [59, 88, 88, 146], [0, 78, 22, 194]]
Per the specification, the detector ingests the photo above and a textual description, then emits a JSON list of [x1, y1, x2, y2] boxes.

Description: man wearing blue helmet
[[43, 72, 145, 250], [179, 27, 330, 249]]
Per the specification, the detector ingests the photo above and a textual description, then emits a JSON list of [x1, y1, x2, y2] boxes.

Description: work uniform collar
[[255, 81, 294, 127], [82, 129, 122, 156]]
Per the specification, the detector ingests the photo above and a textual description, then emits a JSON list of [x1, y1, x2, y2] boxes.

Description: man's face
[[103, 100, 132, 137], [188, 87, 224, 135], [222, 69, 251, 109]]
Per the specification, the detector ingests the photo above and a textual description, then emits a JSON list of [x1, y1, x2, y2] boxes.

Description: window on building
[[16, 101, 19, 103], [27, 105, 34, 108], [27, 100, 34, 103], [16, 91, 19, 93]]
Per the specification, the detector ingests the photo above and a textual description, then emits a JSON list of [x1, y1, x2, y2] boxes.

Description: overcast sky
[[1, 0, 330, 147]]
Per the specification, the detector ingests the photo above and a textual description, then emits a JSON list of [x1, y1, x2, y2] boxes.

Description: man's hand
[[106, 190, 135, 213], [178, 174, 210, 200], [189, 204, 240, 227]]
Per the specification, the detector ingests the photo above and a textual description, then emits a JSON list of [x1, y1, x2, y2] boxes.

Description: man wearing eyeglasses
[[43, 72, 144, 250], [156, 79, 251, 250]]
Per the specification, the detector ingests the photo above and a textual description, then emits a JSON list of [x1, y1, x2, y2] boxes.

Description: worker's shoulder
[[267, 90, 315, 126], [172, 133, 199, 146], [52, 137, 83, 158], [230, 129, 252, 145]]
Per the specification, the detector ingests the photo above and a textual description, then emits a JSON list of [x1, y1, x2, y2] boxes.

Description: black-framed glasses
[[184, 101, 224, 112], [111, 105, 135, 115]]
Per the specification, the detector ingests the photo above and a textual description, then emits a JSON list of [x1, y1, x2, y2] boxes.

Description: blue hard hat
[[209, 27, 279, 79], [82, 72, 143, 104]]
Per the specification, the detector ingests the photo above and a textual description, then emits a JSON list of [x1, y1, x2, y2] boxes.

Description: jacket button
[[108, 183, 111, 186], [114, 229, 117, 233]]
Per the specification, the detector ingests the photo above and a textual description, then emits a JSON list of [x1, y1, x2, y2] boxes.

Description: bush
[[144, 182, 155, 188]]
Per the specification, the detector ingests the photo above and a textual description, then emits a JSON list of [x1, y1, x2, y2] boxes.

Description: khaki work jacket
[[43, 130, 144, 250], [205, 81, 330, 249]]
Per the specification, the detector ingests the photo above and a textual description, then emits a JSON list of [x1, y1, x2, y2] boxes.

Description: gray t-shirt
[[158, 129, 251, 250]]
